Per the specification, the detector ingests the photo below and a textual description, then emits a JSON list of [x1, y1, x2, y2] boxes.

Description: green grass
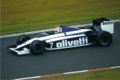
[[1, 0, 120, 35], [31, 68, 120, 80]]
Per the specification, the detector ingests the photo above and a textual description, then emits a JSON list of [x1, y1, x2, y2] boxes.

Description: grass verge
[[1, 0, 120, 35]]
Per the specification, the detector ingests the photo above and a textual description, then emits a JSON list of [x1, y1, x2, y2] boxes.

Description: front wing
[[8, 45, 30, 55]]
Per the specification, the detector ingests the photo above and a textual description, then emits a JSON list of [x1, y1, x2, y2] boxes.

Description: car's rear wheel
[[17, 34, 30, 45], [30, 40, 45, 55], [96, 31, 112, 47]]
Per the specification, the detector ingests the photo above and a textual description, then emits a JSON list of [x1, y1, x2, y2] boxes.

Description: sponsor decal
[[49, 37, 88, 48], [103, 21, 113, 25]]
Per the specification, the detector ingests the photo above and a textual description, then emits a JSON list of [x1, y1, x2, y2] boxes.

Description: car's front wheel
[[96, 31, 113, 47], [30, 40, 45, 55], [17, 34, 30, 45]]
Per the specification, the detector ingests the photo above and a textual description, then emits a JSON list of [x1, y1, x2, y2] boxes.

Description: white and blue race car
[[8, 18, 114, 55]]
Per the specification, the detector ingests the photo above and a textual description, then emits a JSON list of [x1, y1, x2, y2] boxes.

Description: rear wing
[[93, 18, 114, 34], [101, 21, 114, 34]]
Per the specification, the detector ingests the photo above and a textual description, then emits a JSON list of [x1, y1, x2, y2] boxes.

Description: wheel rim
[[100, 34, 111, 46], [35, 43, 42, 50], [30, 41, 45, 55]]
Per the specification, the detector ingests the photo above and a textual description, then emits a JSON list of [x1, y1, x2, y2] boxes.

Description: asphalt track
[[0, 22, 120, 80]]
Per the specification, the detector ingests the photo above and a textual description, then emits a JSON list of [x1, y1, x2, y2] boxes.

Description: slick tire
[[17, 34, 30, 45], [96, 31, 113, 47], [30, 40, 45, 55]]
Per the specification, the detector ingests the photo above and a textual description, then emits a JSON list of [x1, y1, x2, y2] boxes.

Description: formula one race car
[[8, 18, 114, 55]]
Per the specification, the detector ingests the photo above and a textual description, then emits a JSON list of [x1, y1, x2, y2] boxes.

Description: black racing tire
[[30, 40, 45, 55], [17, 35, 30, 45], [96, 31, 113, 47]]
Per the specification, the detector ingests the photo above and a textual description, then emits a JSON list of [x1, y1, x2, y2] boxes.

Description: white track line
[[0, 29, 53, 39], [0, 19, 120, 39], [0, 23, 92, 39], [14, 76, 42, 80], [14, 66, 120, 80], [111, 66, 120, 69], [64, 70, 89, 75]]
